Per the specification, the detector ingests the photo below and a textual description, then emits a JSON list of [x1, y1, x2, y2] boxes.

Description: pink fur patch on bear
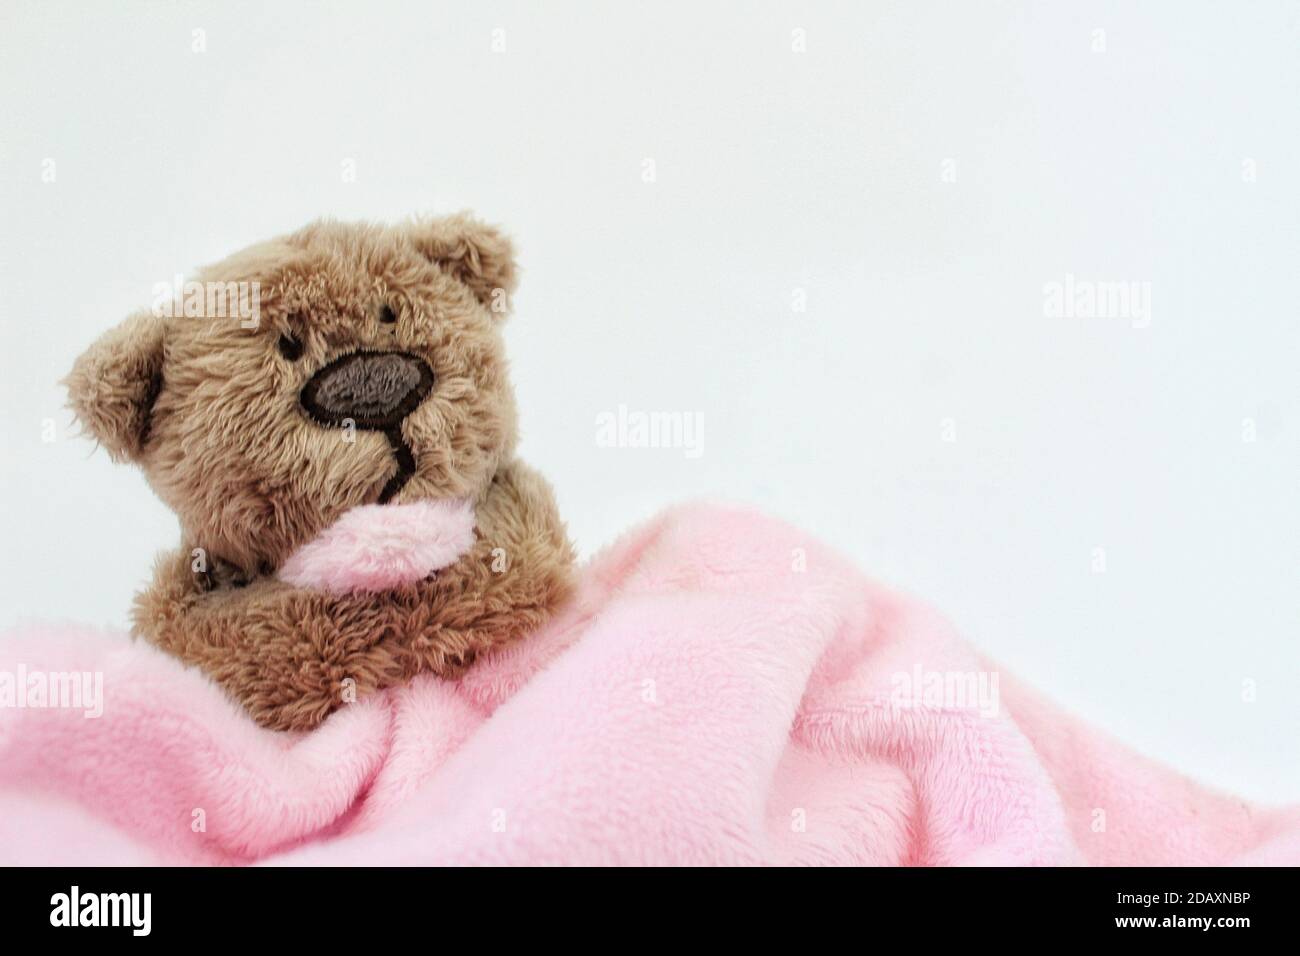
[[279, 499, 476, 594]]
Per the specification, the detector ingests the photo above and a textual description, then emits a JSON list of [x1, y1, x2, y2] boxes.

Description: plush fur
[[2, 505, 1295, 865], [278, 499, 477, 595], [66, 214, 575, 730]]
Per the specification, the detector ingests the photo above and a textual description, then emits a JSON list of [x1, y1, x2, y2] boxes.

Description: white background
[[1, 1, 1296, 800]]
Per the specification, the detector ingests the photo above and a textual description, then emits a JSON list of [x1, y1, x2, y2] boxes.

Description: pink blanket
[[0, 504, 1294, 866]]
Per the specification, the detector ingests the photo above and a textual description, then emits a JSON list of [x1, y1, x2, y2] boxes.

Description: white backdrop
[[2, 1, 1296, 800]]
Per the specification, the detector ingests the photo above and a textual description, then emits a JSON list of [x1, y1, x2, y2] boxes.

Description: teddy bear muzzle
[[300, 350, 434, 430], [300, 349, 435, 502]]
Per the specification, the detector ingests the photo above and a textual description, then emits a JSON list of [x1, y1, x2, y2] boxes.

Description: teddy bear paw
[[278, 499, 476, 595]]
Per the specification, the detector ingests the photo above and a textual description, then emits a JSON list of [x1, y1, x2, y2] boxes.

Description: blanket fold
[[0, 504, 1294, 865]]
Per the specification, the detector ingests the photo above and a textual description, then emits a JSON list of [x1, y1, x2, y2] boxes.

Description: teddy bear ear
[[64, 311, 166, 463], [406, 213, 518, 318]]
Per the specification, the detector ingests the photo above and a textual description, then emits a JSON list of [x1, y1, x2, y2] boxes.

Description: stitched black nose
[[300, 350, 434, 430]]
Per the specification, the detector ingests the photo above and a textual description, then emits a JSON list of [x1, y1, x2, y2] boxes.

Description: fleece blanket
[[0, 504, 1295, 866]]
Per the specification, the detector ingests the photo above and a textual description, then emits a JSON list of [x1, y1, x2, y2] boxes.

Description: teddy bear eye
[[379, 305, 398, 324], [278, 333, 305, 361]]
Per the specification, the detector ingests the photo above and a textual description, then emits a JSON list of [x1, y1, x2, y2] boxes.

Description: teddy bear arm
[[401, 459, 576, 674], [133, 548, 410, 730], [131, 460, 574, 731]]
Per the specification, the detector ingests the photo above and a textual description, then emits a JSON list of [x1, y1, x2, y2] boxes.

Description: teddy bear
[[65, 214, 575, 730]]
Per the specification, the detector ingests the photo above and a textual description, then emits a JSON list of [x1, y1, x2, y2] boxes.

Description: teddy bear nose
[[300, 350, 435, 431]]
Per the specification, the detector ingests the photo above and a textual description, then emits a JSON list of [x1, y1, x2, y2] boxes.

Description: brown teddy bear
[[66, 214, 575, 731]]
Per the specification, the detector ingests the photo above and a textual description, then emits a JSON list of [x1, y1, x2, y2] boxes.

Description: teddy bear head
[[66, 214, 520, 575]]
